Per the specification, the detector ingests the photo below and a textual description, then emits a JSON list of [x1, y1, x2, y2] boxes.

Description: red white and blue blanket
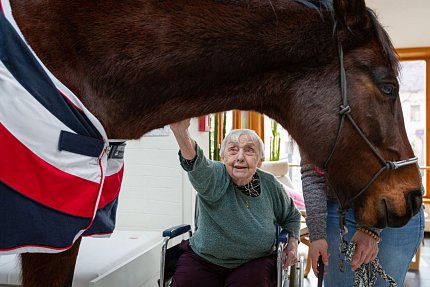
[[0, 0, 125, 254]]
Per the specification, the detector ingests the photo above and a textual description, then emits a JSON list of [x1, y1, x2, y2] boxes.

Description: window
[[397, 47, 430, 201], [208, 110, 264, 160], [263, 116, 302, 191], [410, 105, 421, 122]]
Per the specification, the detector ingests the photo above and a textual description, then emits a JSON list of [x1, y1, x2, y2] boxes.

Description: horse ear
[[333, 0, 369, 30]]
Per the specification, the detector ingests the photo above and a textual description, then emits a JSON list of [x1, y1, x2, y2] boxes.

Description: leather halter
[[321, 40, 418, 215]]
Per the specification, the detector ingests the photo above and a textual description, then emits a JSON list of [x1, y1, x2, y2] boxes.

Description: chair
[[408, 241, 422, 271], [159, 224, 192, 287], [260, 160, 295, 189], [159, 223, 303, 287]]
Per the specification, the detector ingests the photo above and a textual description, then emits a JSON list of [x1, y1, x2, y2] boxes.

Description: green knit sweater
[[180, 146, 301, 269]]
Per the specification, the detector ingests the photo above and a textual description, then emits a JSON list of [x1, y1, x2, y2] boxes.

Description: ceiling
[[366, 0, 430, 48]]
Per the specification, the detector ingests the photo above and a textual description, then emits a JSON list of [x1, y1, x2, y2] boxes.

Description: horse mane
[[367, 9, 399, 75], [295, 1, 399, 78]]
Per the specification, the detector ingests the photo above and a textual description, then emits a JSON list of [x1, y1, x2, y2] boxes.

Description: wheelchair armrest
[[278, 230, 289, 244], [162, 224, 191, 239]]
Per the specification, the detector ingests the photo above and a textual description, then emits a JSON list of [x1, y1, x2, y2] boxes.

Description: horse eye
[[379, 84, 397, 100]]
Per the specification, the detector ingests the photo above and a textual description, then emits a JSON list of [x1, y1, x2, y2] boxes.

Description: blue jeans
[[325, 200, 424, 287]]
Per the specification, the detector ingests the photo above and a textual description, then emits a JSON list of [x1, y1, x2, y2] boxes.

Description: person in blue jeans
[[301, 152, 425, 286], [325, 200, 424, 286]]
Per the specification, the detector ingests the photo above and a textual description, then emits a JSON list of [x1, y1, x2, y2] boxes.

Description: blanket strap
[[58, 130, 105, 157]]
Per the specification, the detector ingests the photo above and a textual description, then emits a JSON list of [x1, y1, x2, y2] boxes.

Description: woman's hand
[[170, 118, 196, 160], [310, 239, 329, 276], [170, 118, 191, 135], [282, 237, 299, 269], [350, 230, 379, 271]]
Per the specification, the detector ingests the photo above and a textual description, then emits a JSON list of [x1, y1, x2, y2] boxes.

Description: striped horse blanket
[[0, 0, 125, 254]]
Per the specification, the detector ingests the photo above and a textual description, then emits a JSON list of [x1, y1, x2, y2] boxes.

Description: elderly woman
[[170, 119, 301, 287]]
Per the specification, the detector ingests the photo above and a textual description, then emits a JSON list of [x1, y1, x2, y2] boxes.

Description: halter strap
[[322, 41, 349, 170]]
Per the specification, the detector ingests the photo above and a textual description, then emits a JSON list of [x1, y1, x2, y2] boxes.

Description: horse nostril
[[407, 190, 422, 215]]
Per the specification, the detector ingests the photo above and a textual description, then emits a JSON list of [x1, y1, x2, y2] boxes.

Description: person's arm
[[300, 154, 328, 241], [271, 173, 301, 240], [271, 178, 301, 268], [281, 202, 300, 269], [170, 119, 229, 201], [300, 150, 330, 276], [300, 150, 380, 272]]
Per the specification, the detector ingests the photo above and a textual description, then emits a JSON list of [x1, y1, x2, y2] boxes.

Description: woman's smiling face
[[221, 133, 262, 186]]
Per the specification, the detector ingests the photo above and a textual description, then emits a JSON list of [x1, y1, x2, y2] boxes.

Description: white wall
[[366, 0, 430, 48], [116, 119, 208, 232]]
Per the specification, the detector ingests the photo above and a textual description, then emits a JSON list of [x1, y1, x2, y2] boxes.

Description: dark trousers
[[172, 240, 277, 287]]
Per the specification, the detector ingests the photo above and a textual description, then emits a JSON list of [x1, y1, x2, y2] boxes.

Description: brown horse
[[0, 0, 422, 286]]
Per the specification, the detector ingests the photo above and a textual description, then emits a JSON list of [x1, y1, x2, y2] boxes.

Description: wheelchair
[[159, 223, 304, 287]]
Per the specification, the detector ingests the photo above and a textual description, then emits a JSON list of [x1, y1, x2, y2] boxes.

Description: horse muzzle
[[376, 189, 422, 228]]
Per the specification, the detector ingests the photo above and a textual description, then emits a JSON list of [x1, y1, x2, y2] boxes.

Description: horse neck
[[10, 0, 342, 138]]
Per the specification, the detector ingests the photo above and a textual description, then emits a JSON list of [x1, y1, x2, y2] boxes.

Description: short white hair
[[219, 129, 265, 159]]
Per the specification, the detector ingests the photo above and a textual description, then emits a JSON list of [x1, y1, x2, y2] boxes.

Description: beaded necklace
[[233, 173, 261, 208]]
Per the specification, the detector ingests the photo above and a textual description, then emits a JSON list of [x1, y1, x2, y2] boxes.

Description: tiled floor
[[301, 233, 430, 287]]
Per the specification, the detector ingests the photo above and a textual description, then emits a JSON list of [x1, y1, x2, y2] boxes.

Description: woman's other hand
[[310, 239, 329, 276], [282, 237, 299, 269]]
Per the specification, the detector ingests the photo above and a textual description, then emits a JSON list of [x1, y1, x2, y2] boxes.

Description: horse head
[[284, 0, 422, 228]]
